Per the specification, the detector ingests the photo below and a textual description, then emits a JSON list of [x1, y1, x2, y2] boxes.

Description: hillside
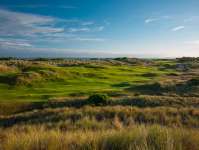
[[1, 58, 199, 101], [0, 58, 199, 150]]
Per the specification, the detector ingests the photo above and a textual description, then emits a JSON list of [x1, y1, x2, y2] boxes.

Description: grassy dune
[[0, 58, 199, 149], [1, 105, 199, 150], [1, 125, 199, 150], [0, 58, 178, 101]]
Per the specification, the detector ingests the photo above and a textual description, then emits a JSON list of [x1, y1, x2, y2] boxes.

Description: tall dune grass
[[1, 106, 199, 128], [1, 125, 199, 150]]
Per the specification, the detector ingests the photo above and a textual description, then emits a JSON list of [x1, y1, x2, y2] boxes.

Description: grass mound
[[127, 82, 164, 95], [1, 105, 199, 128], [0, 72, 42, 86], [0, 64, 17, 73], [14, 72, 42, 86], [127, 77, 199, 96]]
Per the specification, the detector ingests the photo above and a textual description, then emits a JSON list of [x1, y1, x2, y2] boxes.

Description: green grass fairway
[[0, 59, 178, 101]]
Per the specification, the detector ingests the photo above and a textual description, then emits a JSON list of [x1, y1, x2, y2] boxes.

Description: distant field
[[0, 58, 179, 101]]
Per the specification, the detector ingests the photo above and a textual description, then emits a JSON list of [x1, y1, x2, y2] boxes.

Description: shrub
[[87, 94, 109, 106], [187, 78, 199, 86]]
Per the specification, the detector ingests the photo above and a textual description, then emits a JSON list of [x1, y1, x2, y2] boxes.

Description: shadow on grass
[[141, 73, 157, 77], [0, 74, 16, 85], [126, 82, 164, 95], [112, 82, 131, 88], [126, 78, 199, 96]]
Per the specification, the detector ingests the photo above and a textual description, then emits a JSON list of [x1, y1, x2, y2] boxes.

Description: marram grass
[[1, 125, 199, 150]]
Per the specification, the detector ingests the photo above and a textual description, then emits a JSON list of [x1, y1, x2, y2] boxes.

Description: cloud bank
[[0, 8, 107, 54]]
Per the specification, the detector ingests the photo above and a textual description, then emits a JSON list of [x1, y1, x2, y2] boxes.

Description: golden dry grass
[[1, 125, 199, 150]]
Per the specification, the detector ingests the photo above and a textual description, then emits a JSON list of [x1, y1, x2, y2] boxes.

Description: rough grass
[[0, 64, 17, 73], [1, 105, 199, 128], [1, 125, 199, 150], [0, 58, 199, 149], [1, 95, 199, 116], [1, 102, 199, 149]]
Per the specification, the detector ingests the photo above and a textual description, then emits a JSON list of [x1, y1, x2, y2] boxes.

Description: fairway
[[0, 59, 179, 101]]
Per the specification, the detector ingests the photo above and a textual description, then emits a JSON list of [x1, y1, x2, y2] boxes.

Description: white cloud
[[0, 5, 77, 9], [30, 26, 64, 34], [81, 21, 94, 26], [0, 38, 32, 47], [68, 27, 90, 32], [95, 26, 104, 31], [172, 26, 185, 31], [0, 9, 64, 37], [0, 9, 104, 37], [184, 16, 199, 22], [75, 38, 105, 42], [2, 42, 32, 47], [0, 4, 49, 8], [145, 18, 157, 23], [145, 15, 172, 24], [0, 8, 106, 51], [68, 26, 104, 33]]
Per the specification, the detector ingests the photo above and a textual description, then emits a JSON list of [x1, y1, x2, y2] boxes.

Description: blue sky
[[0, 0, 199, 58]]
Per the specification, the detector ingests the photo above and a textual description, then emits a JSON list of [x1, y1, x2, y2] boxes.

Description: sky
[[0, 0, 199, 58]]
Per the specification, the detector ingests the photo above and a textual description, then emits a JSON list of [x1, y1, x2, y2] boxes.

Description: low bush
[[187, 78, 199, 86], [87, 94, 110, 106]]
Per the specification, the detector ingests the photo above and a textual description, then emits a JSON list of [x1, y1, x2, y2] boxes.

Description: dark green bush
[[187, 78, 199, 86], [87, 94, 109, 106]]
